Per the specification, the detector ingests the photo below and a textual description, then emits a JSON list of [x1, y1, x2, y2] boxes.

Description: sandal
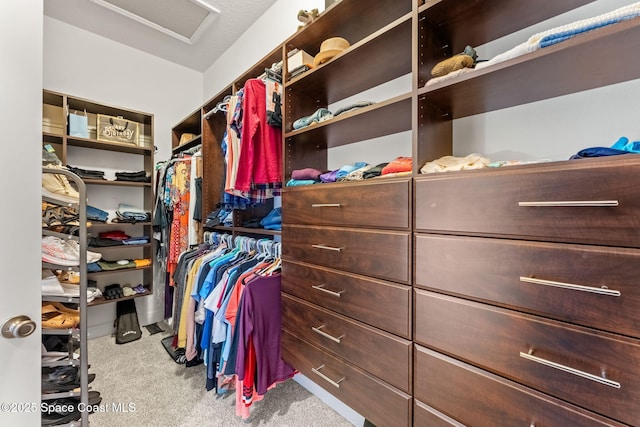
[[42, 203, 80, 227], [50, 302, 80, 319], [41, 303, 79, 329], [42, 366, 96, 392]]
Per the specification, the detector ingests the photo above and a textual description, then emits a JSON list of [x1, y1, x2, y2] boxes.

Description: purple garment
[[320, 169, 339, 183], [235, 273, 295, 394], [291, 168, 322, 181]]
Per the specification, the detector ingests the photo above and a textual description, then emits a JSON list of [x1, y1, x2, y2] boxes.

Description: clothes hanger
[[204, 95, 232, 119]]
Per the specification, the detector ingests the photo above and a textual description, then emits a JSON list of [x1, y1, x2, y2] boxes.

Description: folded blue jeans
[[260, 208, 281, 228], [87, 205, 109, 222]]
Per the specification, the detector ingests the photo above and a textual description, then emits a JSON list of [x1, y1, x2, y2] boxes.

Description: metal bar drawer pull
[[519, 276, 621, 297], [312, 244, 342, 252], [312, 325, 344, 343], [311, 203, 342, 208], [312, 364, 345, 388], [312, 284, 345, 297], [520, 350, 621, 389], [518, 200, 618, 207]]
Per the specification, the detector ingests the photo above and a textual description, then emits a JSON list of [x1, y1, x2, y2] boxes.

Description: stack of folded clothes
[[570, 136, 640, 159], [67, 165, 106, 180], [286, 167, 323, 186], [88, 230, 130, 247], [380, 156, 412, 177], [115, 203, 150, 222], [122, 235, 150, 245], [260, 207, 282, 231], [115, 170, 151, 183], [321, 161, 369, 182]]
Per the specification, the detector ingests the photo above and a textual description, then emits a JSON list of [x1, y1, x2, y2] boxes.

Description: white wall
[[43, 16, 204, 334], [44, 16, 203, 163], [203, 0, 325, 98]]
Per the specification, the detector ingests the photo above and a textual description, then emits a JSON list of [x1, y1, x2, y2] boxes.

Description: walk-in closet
[[2, 0, 640, 425]]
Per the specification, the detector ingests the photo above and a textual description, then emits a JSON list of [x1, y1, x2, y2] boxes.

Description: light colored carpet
[[87, 328, 354, 426]]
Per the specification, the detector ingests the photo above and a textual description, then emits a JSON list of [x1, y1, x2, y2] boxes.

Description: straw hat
[[313, 37, 350, 67], [179, 133, 196, 145]]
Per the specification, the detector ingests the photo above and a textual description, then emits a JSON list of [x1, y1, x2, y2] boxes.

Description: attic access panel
[[92, 0, 220, 43]]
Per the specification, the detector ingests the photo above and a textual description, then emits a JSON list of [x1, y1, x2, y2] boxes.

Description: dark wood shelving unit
[[169, 1, 640, 425]]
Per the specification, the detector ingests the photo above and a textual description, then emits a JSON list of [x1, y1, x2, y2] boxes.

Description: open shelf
[[42, 295, 81, 304], [88, 289, 151, 306], [42, 359, 80, 368], [418, 0, 595, 54], [42, 327, 79, 336], [86, 265, 152, 276], [88, 243, 152, 250], [67, 135, 151, 155], [42, 229, 79, 241], [87, 221, 151, 228], [285, 14, 412, 105], [285, 92, 411, 148], [283, 0, 411, 60], [83, 178, 151, 187], [420, 14, 640, 119], [172, 134, 202, 153]]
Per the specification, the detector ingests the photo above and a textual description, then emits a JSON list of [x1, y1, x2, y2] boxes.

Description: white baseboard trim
[[87, 321, 114, 339], [293, 373, 365, 426]]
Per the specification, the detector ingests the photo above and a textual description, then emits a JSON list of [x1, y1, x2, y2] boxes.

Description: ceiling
[[44, 0, 278, 72]]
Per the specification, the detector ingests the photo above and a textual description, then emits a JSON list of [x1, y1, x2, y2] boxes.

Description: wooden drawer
[[414, 289, 640, 425], [414, 157, 640, 247], [281, 329, 411, 427], [282, 294, 411, 393], [282, 178, 410, 229], [414, 344, 627, 427], [414, 400, 465, 427], [415, 233, 640, 339], [282, 225, 410, 284], [282, 260, 410, 338]]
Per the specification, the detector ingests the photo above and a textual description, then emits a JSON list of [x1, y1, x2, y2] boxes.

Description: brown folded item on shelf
[[431, 54, 474, 77]]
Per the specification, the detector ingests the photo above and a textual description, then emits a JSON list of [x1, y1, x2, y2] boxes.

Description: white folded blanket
[[477, 2, 640, 70]]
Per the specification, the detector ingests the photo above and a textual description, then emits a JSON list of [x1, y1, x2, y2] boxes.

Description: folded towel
[[381, 157, 412, 175], [420, 154, 490, 174], [291, 168, 323, 181], [286, 179, 317, 186], [319, 169, 339, 183], [335, 162, 368, 180]]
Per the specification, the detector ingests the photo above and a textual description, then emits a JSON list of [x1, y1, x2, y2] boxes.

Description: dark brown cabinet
[[282, 180, 413, 426], [412, 1, 640, 425], [414, 158, 640, 426]]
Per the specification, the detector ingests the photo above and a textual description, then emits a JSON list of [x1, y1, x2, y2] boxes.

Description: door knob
[[2, 315, 36, 338]]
